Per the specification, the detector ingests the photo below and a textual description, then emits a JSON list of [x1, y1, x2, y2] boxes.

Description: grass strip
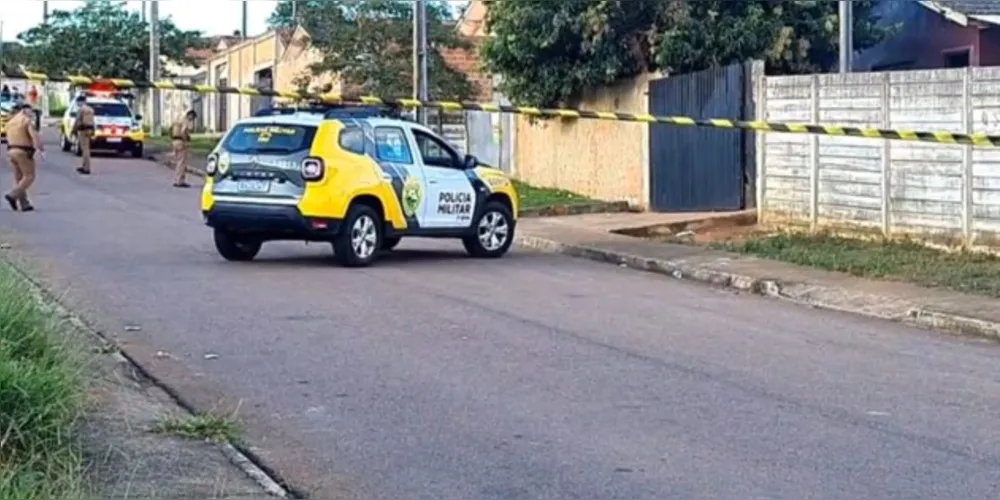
[[152, 415, 242, 444], [512, 179, 596, 209], [717, 231, 1000, 298], [0, 262, 86, 500]]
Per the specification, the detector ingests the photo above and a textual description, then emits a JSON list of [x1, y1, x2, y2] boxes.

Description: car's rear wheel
[[463, 201, 515, 258], [213, 229, 262, 262], [131, 144, 144, 158], [381, 236, 401, 251], [333, 203, 382, 267], [61, 134, 71, 152]]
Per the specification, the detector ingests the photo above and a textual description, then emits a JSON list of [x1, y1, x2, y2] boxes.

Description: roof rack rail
[[252, 103, 409, 120]]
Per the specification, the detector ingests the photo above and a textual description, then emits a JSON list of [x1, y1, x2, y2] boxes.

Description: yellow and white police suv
[[60, 89, 145, 158], [201, 106, 519, 267]]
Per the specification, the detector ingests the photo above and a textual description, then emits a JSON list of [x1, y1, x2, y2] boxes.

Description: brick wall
[[440, 37, 493, 101]]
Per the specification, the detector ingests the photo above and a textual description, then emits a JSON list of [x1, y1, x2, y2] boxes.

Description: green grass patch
[[145, 134, 220, 156], [0, 263, 86, 499], [718, 231, 1000, 297], [151, 415, 242, 444], [513, 179, 596, 209]]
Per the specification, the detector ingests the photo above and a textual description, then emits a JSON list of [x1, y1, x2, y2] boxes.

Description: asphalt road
[[1, 137, 999, 500]]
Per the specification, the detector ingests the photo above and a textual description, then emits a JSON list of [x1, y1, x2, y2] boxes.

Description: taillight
[[301, 157, 324, 181], [205, 154, 218, 175]]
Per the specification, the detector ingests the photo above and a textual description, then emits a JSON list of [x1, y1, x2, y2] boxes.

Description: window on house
[[944, 49, 971, 68]]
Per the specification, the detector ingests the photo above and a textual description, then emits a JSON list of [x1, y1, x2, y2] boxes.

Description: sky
[[1, 0, 282, 40]]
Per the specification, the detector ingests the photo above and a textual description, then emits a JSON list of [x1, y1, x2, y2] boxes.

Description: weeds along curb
[[0, 257, 294, 499], [515, 234, 1000, 343], [0, 264, 85, 499]]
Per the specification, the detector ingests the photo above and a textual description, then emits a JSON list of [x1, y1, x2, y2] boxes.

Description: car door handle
[[428, 179, 439, 184]]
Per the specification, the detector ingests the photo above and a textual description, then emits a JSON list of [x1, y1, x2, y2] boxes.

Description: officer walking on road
[[72, 94, 95, 175], [170, 109, 197, 188], [4, 103, 44, 212]]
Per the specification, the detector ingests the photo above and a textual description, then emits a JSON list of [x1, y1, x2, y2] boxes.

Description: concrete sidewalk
[[517, 216, 1000, 341]]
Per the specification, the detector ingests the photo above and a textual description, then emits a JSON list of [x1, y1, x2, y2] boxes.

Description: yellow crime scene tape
[[5, 66, 1000, 147]]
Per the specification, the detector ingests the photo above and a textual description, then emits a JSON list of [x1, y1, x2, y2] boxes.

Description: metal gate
[[648, 62, 754, 212]]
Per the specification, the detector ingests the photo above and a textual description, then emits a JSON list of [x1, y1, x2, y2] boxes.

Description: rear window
[[221, 124, 317, 155], [90, 103, 133, 117]]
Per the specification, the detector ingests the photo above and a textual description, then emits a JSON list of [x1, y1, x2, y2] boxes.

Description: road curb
[[149, 153, 208, 178], [516, 234, 1000, 343], [0, 256, 295, 499]]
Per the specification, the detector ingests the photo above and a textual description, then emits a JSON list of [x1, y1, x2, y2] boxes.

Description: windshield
[[221, 124, 317, 155], [91, 103, 133, 117]]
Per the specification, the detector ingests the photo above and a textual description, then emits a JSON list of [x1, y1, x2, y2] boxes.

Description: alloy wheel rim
[[477, 211, 509, 251], [351, 215, 378, 259]]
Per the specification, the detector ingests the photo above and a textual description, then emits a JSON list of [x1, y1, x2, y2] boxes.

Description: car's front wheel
[[213, 229, 262, 262], [332, 203, 382, 267], [463, 201, 515, 258], [61, 134, 71, 152]]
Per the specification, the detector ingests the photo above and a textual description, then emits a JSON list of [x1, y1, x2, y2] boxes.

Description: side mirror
[[134, 114, 143, 121], [463, 154, 479, 169]]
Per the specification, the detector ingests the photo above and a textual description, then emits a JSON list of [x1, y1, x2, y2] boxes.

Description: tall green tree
[[16, 0, 206, 81], [268, 0, 476, 100], [484, 0, 890, 107], [0, 42, 30, 69]]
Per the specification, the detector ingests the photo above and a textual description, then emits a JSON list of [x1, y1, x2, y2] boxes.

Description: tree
[[0, 42, 30, 69], [268, 0, 477, 100], [16, 0, 206, 81], [483, 0, 891, 107]]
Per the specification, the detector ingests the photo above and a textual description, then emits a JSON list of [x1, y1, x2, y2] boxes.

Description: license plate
[[106, 137, 122, 143], [236, 179, 270, 193]]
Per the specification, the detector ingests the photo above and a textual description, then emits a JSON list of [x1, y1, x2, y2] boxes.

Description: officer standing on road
[[170, 109, 197, 188], [4, 103, 44, 212], [72, 94, 95, 175]]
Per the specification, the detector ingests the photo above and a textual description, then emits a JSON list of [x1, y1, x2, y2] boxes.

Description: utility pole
[[41, 2, 51, 117], [242, 1, 249, 38], [141, 0, 147, 23], [291, 1, 297, 25], [150, 0, 161, 135], [412, 0, 428, 123], [838, 0, 853, 73]]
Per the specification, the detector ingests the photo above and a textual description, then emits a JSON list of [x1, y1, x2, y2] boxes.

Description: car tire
[[332, 203, 382, 268], [72, 139, 81, 157], [213, 229, 262, 262], [463, 201, 515, 259], [61, 134, 71, 152], [131, 144, 143, 158], [381, 236, 401, 251]]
